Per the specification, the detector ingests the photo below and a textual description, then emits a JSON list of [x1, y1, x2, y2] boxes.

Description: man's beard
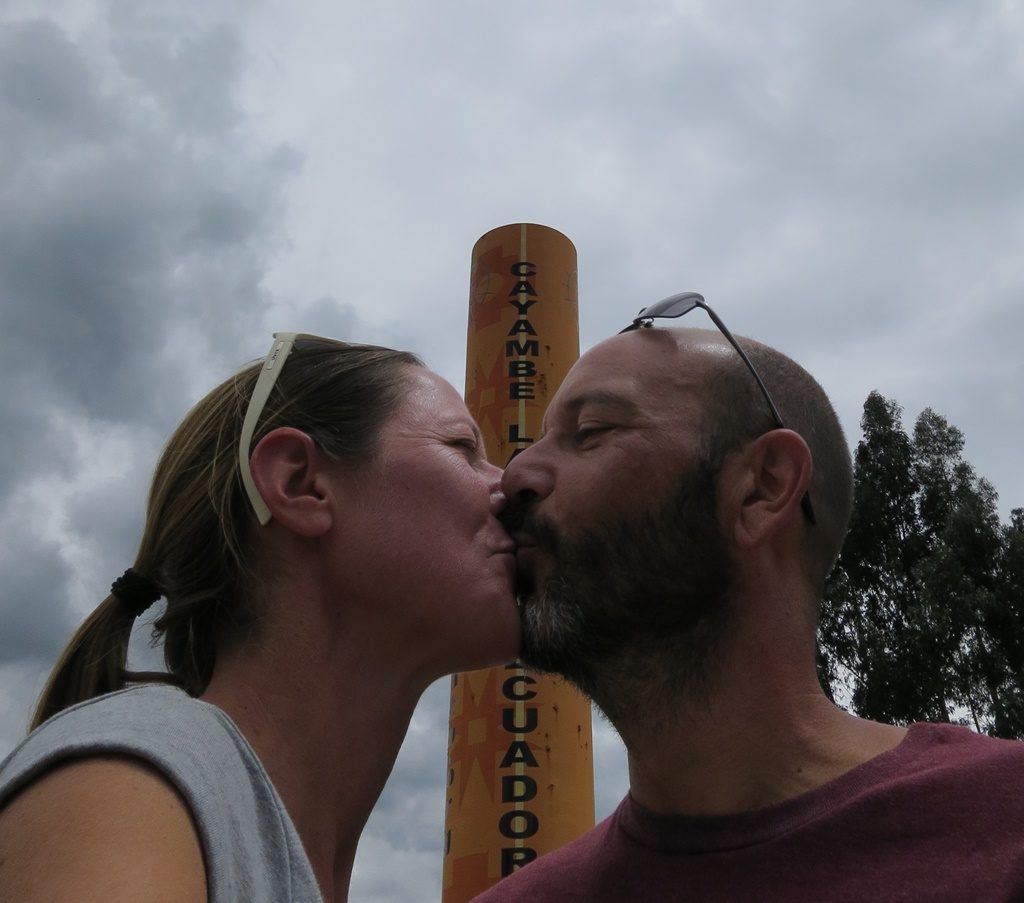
[[506, 461, 735, 731]]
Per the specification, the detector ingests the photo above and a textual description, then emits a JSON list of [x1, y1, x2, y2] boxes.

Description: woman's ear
[[729, 429, 813, 549], [249, 428, 335, 536]]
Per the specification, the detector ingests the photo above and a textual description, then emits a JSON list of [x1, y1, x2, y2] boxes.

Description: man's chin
[[515, 590, 579, 673], [514, 546, 550, 592]]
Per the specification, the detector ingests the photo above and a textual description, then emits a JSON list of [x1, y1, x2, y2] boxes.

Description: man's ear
[[729, 429, 813, 549], [249, 428, 335, 537]]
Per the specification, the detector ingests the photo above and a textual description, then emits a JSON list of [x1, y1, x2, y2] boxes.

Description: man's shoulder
[[471, 809, 622, 903], [900, 722, 1024, 804], [904, 721, 1024, 770]]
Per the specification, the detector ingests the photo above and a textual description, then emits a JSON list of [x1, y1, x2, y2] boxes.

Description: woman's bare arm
[[0, 756, 207, 903]]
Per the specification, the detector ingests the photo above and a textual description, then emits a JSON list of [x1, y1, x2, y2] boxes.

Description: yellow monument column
[[442, 224, 595, 902]]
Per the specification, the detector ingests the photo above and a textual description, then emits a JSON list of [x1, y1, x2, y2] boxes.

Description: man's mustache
[[499, 496, 561, 555]]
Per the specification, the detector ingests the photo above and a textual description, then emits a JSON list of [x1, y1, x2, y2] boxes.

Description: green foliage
[[818, 392, 1023, 738]]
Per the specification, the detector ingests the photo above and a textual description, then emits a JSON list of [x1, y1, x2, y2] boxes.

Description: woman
[[0, 333, 521, 902]]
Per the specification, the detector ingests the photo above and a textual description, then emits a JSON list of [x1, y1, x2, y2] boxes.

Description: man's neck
[[619, 675, 907, 818]]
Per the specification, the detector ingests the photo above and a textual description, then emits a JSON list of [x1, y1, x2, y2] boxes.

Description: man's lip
[[511, 532, 538, 549], [514, 544, 544, 566]]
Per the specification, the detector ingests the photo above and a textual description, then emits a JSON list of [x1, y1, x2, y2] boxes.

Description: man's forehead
[[556, 328, 731, 399]]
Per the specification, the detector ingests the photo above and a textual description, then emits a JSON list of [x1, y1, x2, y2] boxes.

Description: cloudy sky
[[1, 0, 1022, 898]]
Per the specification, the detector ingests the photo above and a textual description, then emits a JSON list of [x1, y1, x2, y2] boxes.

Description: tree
[[982, 508, 1024, 737], [818, 392, 1024, 738]]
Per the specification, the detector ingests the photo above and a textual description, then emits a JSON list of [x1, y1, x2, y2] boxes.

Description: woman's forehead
[[393, 368, 475, 427]]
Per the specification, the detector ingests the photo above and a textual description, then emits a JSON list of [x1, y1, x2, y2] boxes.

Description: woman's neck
[[201, 617, 428, 903]]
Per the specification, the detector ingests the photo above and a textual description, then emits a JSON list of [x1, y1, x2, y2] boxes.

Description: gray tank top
[[0, 685, 322, 902]]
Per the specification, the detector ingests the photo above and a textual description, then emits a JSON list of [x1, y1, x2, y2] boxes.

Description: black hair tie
[[110, 568, 163, 618]]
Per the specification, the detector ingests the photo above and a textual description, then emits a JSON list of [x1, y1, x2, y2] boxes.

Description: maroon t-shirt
[[473, 723, 1024, 902]]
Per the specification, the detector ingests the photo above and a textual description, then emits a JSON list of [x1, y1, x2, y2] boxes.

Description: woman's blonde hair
[[32, 340, 422, 729]]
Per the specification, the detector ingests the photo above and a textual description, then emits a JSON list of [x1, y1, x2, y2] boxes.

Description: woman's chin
[[458, 615, 523, 673]]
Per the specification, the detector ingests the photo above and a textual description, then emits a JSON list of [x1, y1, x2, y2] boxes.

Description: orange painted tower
[[442, 224, 595, 901]]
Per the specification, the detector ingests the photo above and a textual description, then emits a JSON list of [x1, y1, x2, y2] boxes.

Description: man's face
[[500, 331, 737, 721]]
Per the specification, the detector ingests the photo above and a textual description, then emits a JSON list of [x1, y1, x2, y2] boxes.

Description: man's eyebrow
[[562, 389, 640, 416], [540, 390, 640, 435]]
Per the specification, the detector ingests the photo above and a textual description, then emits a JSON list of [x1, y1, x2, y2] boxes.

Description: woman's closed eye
[[450, 436, 481, 456]]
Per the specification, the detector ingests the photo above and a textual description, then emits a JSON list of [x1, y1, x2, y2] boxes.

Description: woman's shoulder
[[0, 684, 275, 820], [0, 688, 214, 901], [1, 685, 252, 803], [0, 684, 321, 902], [0, 754, 207, 903]]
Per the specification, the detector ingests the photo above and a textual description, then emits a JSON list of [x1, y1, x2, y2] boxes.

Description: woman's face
[[337, 367, 521, 679]]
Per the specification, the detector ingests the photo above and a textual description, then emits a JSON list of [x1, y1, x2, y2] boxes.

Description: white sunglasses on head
[[239, 332, 340, 525]]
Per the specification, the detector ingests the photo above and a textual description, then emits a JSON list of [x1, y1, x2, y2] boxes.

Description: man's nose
[[501, 444, 554, 506]]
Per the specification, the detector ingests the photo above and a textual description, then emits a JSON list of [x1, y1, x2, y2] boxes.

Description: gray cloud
[[0, 0, 297, 769], [0, 10, 297, 430], [0, 529, 75, 665]]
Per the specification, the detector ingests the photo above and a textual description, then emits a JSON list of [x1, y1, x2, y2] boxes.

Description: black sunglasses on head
[[621, 292, 816, 525]]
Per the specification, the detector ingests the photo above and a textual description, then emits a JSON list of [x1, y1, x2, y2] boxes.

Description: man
[[476, 295, 1024, 901]]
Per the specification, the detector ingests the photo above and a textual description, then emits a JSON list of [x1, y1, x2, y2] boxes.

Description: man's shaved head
[[670, 328, 853, 589]]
